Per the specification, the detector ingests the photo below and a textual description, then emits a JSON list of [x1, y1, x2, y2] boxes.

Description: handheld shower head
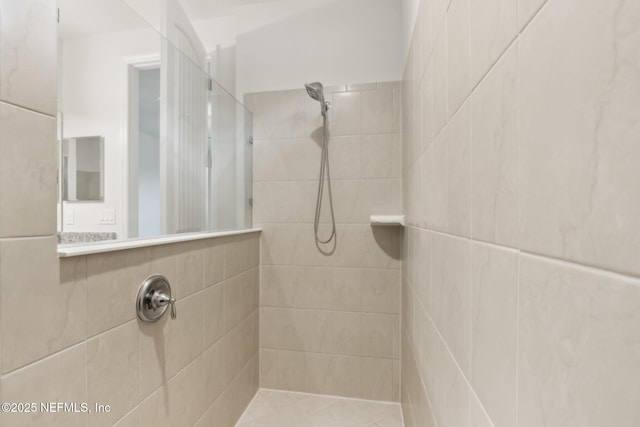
[[305, 82, 329, 116], [305, 82, 325, 104]]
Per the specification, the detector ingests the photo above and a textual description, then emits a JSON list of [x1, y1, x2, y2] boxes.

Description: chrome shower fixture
[[305, 82, 330, 116], [304, 81, 336, 247]]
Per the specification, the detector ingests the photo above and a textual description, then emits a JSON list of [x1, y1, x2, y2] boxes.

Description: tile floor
[[235, 389, 405, 427]]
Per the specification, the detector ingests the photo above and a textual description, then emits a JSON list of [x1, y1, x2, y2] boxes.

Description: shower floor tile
[[235, 389, 404, 427]]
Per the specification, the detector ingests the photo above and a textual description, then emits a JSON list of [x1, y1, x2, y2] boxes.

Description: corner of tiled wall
[[401, 0, 640, 426]]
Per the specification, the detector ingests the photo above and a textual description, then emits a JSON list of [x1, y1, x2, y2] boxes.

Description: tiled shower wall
[[247, 83, 402, 401], [0, 2, 259, 426], [401, 0, 640, 426]]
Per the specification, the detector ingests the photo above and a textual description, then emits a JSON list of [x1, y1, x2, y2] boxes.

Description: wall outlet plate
[[98, 209, 116, 225]]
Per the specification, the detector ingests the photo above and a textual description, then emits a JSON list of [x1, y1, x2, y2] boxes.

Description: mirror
[[57, 0, 253, 246], [62, 136, 104, 202]]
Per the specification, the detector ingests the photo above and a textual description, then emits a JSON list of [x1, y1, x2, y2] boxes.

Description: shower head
[[305, 82, 329, 116]]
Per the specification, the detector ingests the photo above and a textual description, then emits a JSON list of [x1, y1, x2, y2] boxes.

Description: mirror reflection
[[57, 0, 253, 246], [62, 136, 104, 202]]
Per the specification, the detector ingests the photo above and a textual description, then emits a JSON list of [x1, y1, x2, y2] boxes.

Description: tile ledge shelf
[[57, 228, 262, 257], [369, 215, 405, 227]]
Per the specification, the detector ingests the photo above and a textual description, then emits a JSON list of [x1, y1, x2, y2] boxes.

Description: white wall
[[400, 0, 420, 61], [60, 27, 160, 237], [192, 0, 403, 98]]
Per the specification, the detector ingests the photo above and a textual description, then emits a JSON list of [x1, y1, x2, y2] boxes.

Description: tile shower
[[247, 83, 403, 401], [401, 0, 640, 426], [0, 1, 639, 427]]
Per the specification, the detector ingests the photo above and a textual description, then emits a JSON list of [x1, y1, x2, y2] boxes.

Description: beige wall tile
[[137, 314, 169, 398], [261, 266, 361, 312], [138, 353, 207, 427], [224, 267, 259, 332], [330, 91, 362, 136], [111, 407, 139, 427], [1, 344, 86, 427], [348, 83, 378, 92], [518, 255, 640, 426], [446, 102, 471, 238], [319, 311, 363, 356], [245, 90, 317, 140], [87, 321, 138, 427], [138, 291, 204, 396], [262, 223, 400, 269], [517, 0, 547, 30], [165, 293, 205, 378], [149, 245, 177, 289], [469, 391, 494, 427], [225, 234, 259, 279], [328, 136, 361, 180], [203, 339, 226, 407], [362, 87, 394, 134], [332, 179, 402, 224], [174, 241, 204, 299], [276, 308, 329, 353], [203, 355, 258, 427], [431, 233, 471, 375], [0, 237, 85, 373], [204, 283, 225, 347], [0, 0, 57, 115], [413, 300, 438, 393], [305, 353, 362, 398], [259, 348, 277, 389], [471, 45, 518, 248], [253, 181, 315, 224], [420, 66, 435, 152], [469, 0, 517, 87], [361, 357, 396, 401], [363, 312, 400, 359], [86, 248, 150, 337], [411, 229, 431, 309], [224, 311, 258, 387], [361, 268, 400, 314], [418, 0, 434, 76], [518, 0, 640, 277], [471, 243, 517, 427], [276, 350, 305, 391], [402, 336, 437, 426], [204, 239, 224, 287], [0, 103, 56, 237], [361, 134, 401, 179], [260, 308, 278, 349], [423, 135, 448, 232], [430, 333, 470, 427], [253, 138, 320, 182], [447, 0, 470, 117]]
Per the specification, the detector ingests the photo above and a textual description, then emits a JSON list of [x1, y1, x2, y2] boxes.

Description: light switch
[[64, 208, 74, 225]]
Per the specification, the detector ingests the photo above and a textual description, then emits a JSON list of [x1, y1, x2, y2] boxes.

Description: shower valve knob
[[136, 275, 177, 322]]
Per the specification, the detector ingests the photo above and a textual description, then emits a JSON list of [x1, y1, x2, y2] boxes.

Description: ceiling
[[180, 0, 284, 19], [58, 0, 149, 39]]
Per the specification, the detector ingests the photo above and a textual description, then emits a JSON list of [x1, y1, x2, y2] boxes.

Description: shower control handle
[[136, 275, 177, 322], [151, 291, 176, 320]]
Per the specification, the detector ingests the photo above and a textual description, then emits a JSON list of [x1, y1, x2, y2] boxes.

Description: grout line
[[261, 305, 401, 316], [515, 248, 521, 427], [401, 225, 640, 282], [258, 347, 399, 362], [258, 387, 402, 406], [517, 0, 551, 36], [261, 263, 401, 272], [0, 99, 57, 119]]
